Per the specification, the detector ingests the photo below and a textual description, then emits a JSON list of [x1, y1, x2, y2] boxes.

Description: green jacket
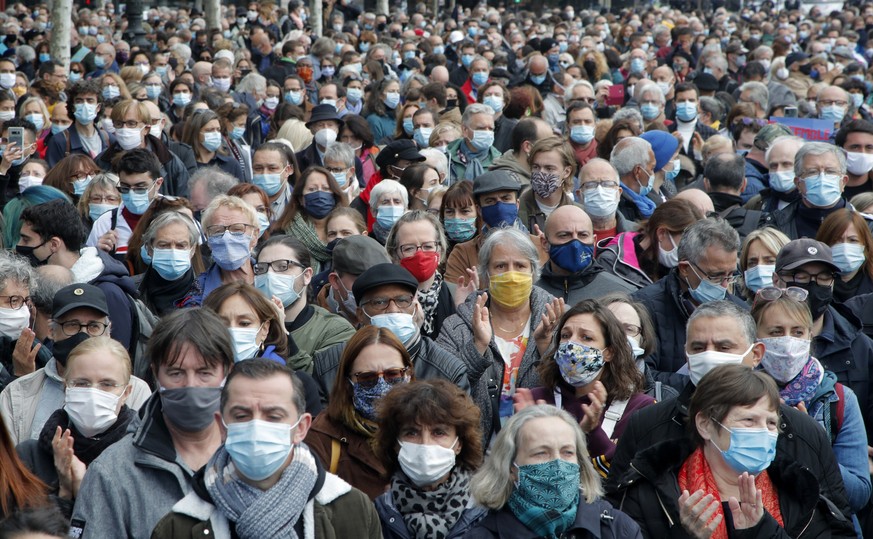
[[446, 138, 501, 185], [286, 305, 356, 374]]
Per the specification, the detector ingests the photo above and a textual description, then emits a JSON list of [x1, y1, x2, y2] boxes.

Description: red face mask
[[399, 250, 439, 283], [297, 65, 313, 83]]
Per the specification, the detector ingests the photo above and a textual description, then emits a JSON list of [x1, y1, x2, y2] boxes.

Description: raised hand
[[97, 229, 119, 253], [455, 266, 479, 307], [53, 427, 86, 499], [472, 292, 492, 356], [12, 328, 40, 377], [679, 489, 722, 539], [579, 381, 608, 433], [729, 472, 765, 530], [534, 297, 565, 356], [513, 387, 548, 413]]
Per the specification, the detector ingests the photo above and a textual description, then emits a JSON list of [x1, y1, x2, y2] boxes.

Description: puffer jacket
[[609, 436, 855, 538], [464, 497, 642, 539], [435, 287, 554, 441], [311, 334, 469, 405], [150, 447, 381, 539], [604, 384, 854, 533], [630, 270, 749, 390], [595, 232, 655, 291]]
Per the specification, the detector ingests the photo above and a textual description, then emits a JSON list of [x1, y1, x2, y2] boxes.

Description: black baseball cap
[[52, 283, 110, 319], [775, 239, 839, 274]]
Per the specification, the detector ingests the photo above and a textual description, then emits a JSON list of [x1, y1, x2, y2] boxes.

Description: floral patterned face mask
[[554, 341, 605, 387]]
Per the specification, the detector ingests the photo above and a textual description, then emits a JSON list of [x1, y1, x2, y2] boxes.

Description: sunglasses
[[350, 367, 410, 389]]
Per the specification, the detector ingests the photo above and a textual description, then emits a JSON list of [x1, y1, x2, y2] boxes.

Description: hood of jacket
[[89, 248, 137, 296], [489, 150, 530, 180]]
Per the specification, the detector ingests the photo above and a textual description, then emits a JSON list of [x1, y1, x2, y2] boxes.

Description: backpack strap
[[827, 383, 846, 445], [601, 399, 631, 439], [329, 438, 341, 474], [835, 383, 845, 434], [110, 207, 118, 230]]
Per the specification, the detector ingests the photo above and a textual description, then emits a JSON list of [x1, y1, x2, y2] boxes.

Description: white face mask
[[845, 151, 873, 176], [229, 324, 264, 362], [0, 305, 30, 339], [64, 387, 122, 438], [657, 233, 679, 268], [397, 438, 458, 487], [686, 343, 754, 385]]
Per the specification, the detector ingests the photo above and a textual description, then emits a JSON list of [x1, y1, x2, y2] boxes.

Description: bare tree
[[49, 0, 72, 69]]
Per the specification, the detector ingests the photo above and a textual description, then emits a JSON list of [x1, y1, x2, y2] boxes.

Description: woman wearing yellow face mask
[[437, 227, 563, 441]]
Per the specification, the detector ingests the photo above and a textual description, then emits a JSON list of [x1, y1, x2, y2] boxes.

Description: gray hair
[[764, 136, 805, 167], [236, 72, 267, 95], [30, 266, 74, 315], [794, 141, 847, 177], [610, 137, 653, 176], [638, 82, 665, 106], [478, 227, 541, 285], [699, 96, 724, 121], [16, 45, 34, 63], [462, 103, 494, 128], [189, 167, 239, 201], [687, 300, 757, 348], [169, 43, 191, 63], [707, 54, 728, 72], [469, 404, 603, 509], [420, 148, 448, 178], [611, 107, 644, 132], [385, 210, 448, 263], [323, 142, 355, 168], [739, 81, 769, 112], [0, 250, 35, 297], [369, 179, 408, 210], [142, 211, 200, 251], [677, 217, 740, 265], [565, 80, 594, 107], [401, 74, 429, 96]]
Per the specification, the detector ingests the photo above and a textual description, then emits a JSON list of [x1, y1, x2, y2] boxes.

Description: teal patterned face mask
[[509, 459, 581, 538]]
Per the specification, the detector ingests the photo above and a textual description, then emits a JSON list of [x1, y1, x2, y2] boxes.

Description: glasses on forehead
[[753, 286, 809, 307]]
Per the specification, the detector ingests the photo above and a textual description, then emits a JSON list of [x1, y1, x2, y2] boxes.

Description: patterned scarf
[[779, 357, 823, 407], [678, 447, 783, 539], [391, 467, 472, 539], [418, 272, 443, 336], [287, 213, 330, 272], [204, 442, 319, 539], [459, 142, 489, 181]]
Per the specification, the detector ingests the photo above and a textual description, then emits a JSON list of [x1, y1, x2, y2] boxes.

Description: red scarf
[[678, 447, 783, 539]]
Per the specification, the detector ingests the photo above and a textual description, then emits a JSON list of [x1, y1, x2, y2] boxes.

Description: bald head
[[674, 188, 714, 215], [580, 157, 620, 184], [193, 61, 213, 84], [430, 65, 449, 84], [543, 205, 593, 246], [528, 55, 548, 76]]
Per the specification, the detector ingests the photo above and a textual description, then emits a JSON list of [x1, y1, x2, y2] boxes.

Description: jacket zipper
[[629, 463, 676, 527]]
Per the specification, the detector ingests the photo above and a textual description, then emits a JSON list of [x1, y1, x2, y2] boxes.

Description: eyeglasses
[[0, 295, 29, 310], [778, 270, 836, 287], [205, 223, 254, 237], [117, 181, 155, 195], [253, 259, 306, 275], [325, 166, 349, 174], [580, 180, 619, 190], [67, 379, 126, 391], [753, 286, 809, 307], [89, 194, 121, 204], [361, 295, 415, 312], [112, 120, 144, 129], [397, 241, 438, 258], [350, 367, 410, 389], [55, 320, 109, 337], [818, 99, 848, 107], [622, 323, 642, 337], [689, 260, 740, 285]]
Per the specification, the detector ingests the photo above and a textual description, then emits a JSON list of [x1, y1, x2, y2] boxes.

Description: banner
[[768, 117, 835, 142]]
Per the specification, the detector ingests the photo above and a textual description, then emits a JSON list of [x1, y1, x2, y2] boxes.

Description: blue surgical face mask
[[150, 248, 192, 280], [25, 113, 44, 131], [433, 45, 444, 55], [89, 202, 115, 221], [202, 131, 222, 152], [743, 264, 775, 293], [383, 91, 400, 109], [470, 129, 494, 151], [368, 309, 418, 345], [413, 127, 433, 148], [402, 118, 414, 136], [252, 173, 285, 196], [710, 419, 778, 475], [640, 102, 660, 121], [102, 85, 120, 100], [675, 101, 698, 122], [820, 104, 846, 122], [461, 54, 475, 68], [768, 170, 796, 193], [831, 242, 866, 273], [257, 212, 270, 237], [230, 126, 246, 141], [569, 125, 594, 144], [530, 73, 547, 85], [665, 159, 681, 182], [803, 172, 843, 207], [74, 103, 98, 125], [483, 95, 504, 114], [346, 87, 363, 103], [223, 418, 297, 481], [145, 84, 162, 100], [687, 264, 728, 303], [173, 93, 192, 107], [444, 217, 477, 242], [376, 204, 405, 229], [471, 71, 489, 86], [548, 239, 594, 274], [121, 186, 153, 215], [51, 123, 70, 135], [481, 201, 518, 228], [208, 231, 253, 270], [285, 90, 303, 105], [255, 271, 302, 307]]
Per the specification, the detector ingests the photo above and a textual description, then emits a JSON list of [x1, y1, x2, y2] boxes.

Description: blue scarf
[[620, 181, 656, 218], [459, 142, 489, 181]]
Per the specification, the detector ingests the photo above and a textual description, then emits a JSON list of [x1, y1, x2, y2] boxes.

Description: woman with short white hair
[[369, 179, 408, 245]]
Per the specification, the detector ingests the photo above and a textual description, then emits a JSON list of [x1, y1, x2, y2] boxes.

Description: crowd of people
[[1, 0, 873, 537]]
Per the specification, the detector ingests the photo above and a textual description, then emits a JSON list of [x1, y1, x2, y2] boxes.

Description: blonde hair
[[202, 194, 259, 230], [740, 227, 790, 271], [102, 72, 132, 100], [470, 405, 602, 508], [18, 97, 49, 129], [276, 121, 311, 153], [64, 336, 132, 382]]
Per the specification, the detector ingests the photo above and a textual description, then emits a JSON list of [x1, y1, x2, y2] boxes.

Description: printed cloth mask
[[352, 377, 397, 420], [444, 217, 477, 242], [508, 459, 581, 539], [481, 201, 518, 228], [489, 271, 533, 309], [686, 343, 754, 385], [758, 336, 811, 384], [711, 419, 778, 475], [397, 439, 458, 487], [64, 387, 121, 438], [554, 341, 605, 387], [530, 171, 562, 199], [549, 239, 594, 274]]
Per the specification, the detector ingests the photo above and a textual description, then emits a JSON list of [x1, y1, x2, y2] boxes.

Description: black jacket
[[94, 135, 190, 198], [709, 192, 762, 244], [609, 435, 854, 538], [630, 270, 749, 390], [536, 262, 636, 305], [493, 114, 516, 154], [464, 498, 642, 539], [90, 249, 138, 352], [604, 384, 854, 537], [760, 198, 873, 240]]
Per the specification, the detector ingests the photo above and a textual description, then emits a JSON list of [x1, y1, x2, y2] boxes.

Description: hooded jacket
[[535, 261, 636, 305], [72, 247, 138, 351], [488, 150, 530, 186], [595, 232, 655, 291]]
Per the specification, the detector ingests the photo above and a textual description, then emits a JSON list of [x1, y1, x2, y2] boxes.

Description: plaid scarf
[[678, 447, 783, 539]]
